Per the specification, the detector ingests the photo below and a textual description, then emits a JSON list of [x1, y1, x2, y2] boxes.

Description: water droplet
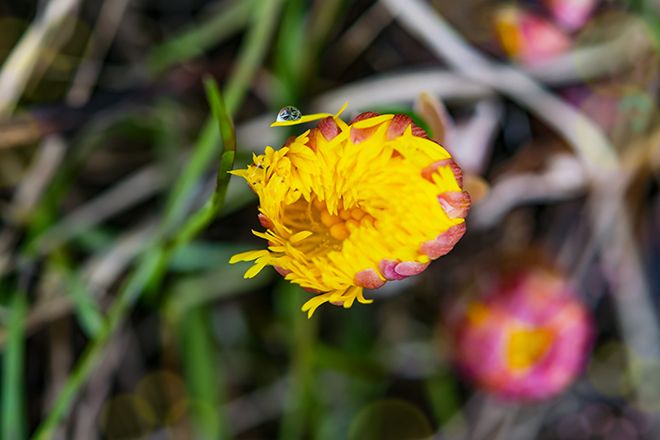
[[276, 106, 302, 122]]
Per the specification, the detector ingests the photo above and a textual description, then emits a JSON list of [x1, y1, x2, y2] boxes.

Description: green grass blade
[[148, 0, 254, 74], [2, 292, 27, 440], [165, 77, 236, 247], [425, 370, 463, 429], [51, 253, 105, 338], [160, 120, 219, 235], [276, 283, 318, 440], [205, 77, 236, 210], [178, 307, 228, 439], [149, 78, 236, 292], [224, 0, 284, 113]]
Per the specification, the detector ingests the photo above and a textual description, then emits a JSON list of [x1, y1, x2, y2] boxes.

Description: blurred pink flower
[[494, 6, 571, 65], [449, 266, 593, 401], [543, 0, 598, 31]]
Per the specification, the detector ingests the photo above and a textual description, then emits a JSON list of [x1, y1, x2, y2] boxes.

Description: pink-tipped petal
[[394, 261, 430, 277], [355, 268, 386, 289], [379, 259, 407, 281], [438, 191, 471, 219], [420, 223, 467, 259], [350, 112, 380, 124], [387, 114, 429, 140], [274, 266, 292, 277], [422, 159, 464, 187], [258, 213, 274, 229], [318, 116, 340, 141], [350, 112, 383, 143], [350, 126, 377, 144]]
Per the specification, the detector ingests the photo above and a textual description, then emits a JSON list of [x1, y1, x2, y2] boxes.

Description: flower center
[[281, 197, 376, 258], [506, 326, 554, 372]]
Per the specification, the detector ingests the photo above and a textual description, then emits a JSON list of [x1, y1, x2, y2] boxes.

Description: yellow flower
[[230, 104, 469, 317]]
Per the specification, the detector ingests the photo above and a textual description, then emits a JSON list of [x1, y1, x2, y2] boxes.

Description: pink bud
[[495, 6, 571, 65], [544, 0, 598, 31]]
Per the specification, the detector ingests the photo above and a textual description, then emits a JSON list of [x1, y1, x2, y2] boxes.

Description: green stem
[[2, 292, 27, 440]]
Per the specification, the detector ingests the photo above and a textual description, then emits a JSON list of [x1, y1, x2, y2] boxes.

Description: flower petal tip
[[438, 191, 471, 219], [420, 222, 467, 259], [394, 261, 430, 277], [355, 268, 386, 289]]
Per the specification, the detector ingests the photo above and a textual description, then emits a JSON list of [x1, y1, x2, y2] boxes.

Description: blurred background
[[0, 0, 658, 438]]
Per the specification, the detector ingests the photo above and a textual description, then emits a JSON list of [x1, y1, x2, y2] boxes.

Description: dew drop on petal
[[276, 106, 302, 122]]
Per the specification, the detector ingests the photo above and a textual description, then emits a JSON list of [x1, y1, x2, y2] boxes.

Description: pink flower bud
[[448, 266, 593, 401]]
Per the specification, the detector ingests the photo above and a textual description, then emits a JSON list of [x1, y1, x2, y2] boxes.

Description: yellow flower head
[[230, 104, 470, 317]]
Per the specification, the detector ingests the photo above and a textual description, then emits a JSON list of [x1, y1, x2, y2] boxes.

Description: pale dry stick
[[315, 70, 494, 114], [80, 221, 158, 297], [450, 100, 502, 175], [36, 164, 166, 254], [382, 0, 660, 425], [71, 329, 128, 440], [557, 130, 660, 305], [66, 0, 132, 107], [0, 0, 81, 117], [8, 136, 67, 222], [472, 154, 588, 228], [0, 116, 43, 150], [0, 135, 67, 276], [327, 1, 394, 73], [225, 377, 290, 435], [43, 320, 73, 440], [500, 402, 549, 440], [467, 395, 519, 440]]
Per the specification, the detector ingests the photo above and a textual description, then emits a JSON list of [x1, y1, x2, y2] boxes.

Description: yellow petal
[[301, 292, 334, 319], [229, 250, 268, 264], [356, 288, 373, 304], [244, 260, 268, 278], [290, 230, 313, 243], [351, 114, 394, 129]]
